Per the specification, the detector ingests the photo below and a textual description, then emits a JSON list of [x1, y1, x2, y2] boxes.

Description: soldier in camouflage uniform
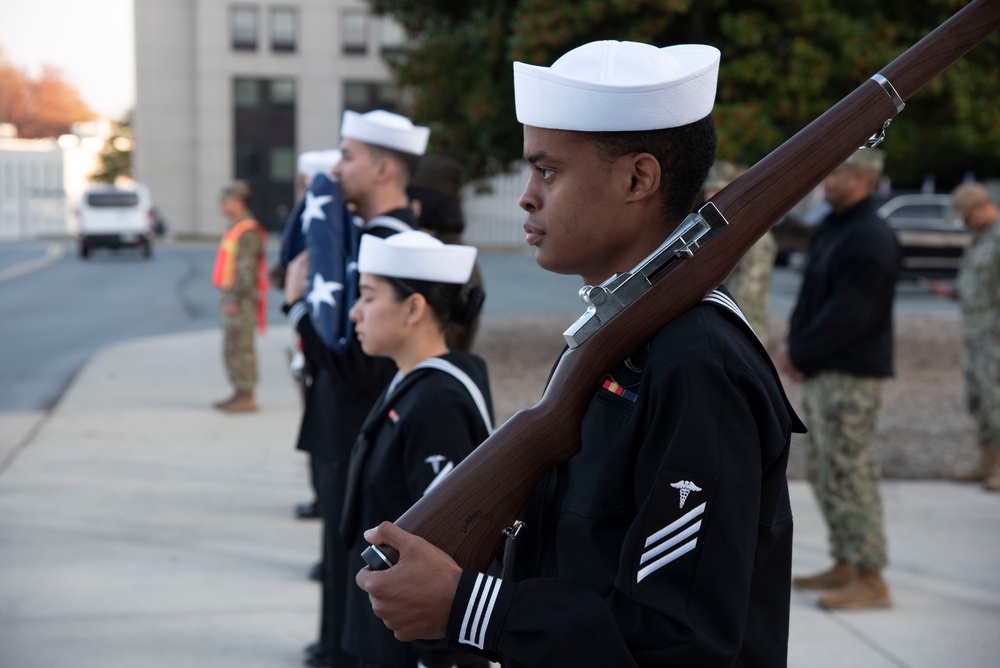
[[703, 161, 777, 341], [925, 183, 1000, 491], [212, 181, 267, 413], [777, 149, 900, 610]]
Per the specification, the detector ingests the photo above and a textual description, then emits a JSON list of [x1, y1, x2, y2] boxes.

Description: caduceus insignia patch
[[670, 480, 702, 509], [634, 471, 714, 587]]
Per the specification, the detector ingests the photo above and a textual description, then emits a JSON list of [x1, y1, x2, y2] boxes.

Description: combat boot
[[953, 443, 997, 482], [212, 392, 238, 410], [792, 560, 856, 590], [222, 389, 258, 413], [982, 445, 1000, 492], [818, 569, 891, 610]]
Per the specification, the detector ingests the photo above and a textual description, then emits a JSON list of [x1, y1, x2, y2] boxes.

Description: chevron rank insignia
[[635, 471, 714, 586]]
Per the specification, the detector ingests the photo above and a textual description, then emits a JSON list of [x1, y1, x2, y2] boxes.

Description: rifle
[[363, 0, 1000, 573]]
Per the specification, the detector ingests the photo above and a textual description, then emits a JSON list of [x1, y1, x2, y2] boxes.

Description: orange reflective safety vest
[[212, 217, 268, 333]]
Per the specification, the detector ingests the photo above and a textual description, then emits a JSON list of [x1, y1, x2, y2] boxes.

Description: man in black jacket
[[284, 109, 429, 667], [354, 40, 806, 667], [778, 149, 901, 610]]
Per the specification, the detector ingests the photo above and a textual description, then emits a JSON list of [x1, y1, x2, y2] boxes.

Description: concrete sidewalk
[[1, 327, 998, 668]]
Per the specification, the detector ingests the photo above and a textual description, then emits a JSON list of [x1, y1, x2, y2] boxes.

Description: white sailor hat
[[358, 230, 477, 284], [340, 109, 430, 156], [297, 150, 342, 179], [514, 40, 720, 132]]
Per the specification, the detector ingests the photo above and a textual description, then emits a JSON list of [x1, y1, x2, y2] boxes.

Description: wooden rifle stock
[[370, 0, 1000, 573]]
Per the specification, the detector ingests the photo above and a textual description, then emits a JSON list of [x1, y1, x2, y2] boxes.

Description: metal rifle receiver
[[563, 202, 729, 348]]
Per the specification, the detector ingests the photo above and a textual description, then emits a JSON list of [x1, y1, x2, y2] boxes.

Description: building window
[[271, 6, 297, 52], [231, 5, 259, 51], [342, 8, 368, 55], [235, 144, 263, 178], [343, 81, 400, 114], [270, 147, 296, 180], [270, 78, 296, 106], [379, 16, 406, 53], [233, 76, 297, 232], [234, 79, 260, 108]]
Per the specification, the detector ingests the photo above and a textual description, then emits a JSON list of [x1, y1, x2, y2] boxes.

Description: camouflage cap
[[951, 182, 991, 220], [704, 160, 747, 193], [221, 180, 252, 203], [840, 148, 885, 172]]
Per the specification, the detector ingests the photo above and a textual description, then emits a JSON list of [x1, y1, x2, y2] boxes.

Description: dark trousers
[[316, 458, 357, 667]]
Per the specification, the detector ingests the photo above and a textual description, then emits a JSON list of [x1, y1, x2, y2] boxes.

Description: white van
[[76, 184, 155, 259]]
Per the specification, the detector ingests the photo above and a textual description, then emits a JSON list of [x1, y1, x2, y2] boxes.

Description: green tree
[[371, 0, 999, 189], [373, 2, 522, 183], [91, 112, 134, 184]]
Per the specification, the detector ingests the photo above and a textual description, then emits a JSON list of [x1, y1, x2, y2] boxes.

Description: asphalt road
[[0, 240, 583, 413], [0, 241, 249, 412], [0, 239, 958, 413]]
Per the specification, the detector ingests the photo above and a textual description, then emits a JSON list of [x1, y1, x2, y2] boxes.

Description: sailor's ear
[[626, 152, 661, 203], [403, 292, 428, 324]]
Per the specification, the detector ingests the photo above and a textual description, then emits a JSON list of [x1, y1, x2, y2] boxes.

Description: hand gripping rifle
[[363, 0, 1000, 572]]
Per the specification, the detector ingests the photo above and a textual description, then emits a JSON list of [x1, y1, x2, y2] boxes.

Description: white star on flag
[[300, 190, 333, 234], [307, 272, 343, 316]]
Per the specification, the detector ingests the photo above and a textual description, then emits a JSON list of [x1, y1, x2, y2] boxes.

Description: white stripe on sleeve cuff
[[457, 573, 502, 650], [287, 300, 308, 328]]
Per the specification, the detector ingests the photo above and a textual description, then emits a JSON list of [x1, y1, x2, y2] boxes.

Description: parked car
[[774, 193, 971, 280], [877, 193, 971, 280], [76, 184, 155, 259]]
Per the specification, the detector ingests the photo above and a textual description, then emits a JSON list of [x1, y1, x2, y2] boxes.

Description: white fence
[[0, 144, 67, 241], [461, 162, 531, 248]]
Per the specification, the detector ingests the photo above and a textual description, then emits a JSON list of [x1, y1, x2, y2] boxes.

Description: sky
[[0, 0, 135, 120]]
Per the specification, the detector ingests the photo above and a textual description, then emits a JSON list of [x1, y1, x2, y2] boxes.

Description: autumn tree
[[371, 0, 1000, 189], [0, 50, 94, 138], [0, 50, 29, 130]]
